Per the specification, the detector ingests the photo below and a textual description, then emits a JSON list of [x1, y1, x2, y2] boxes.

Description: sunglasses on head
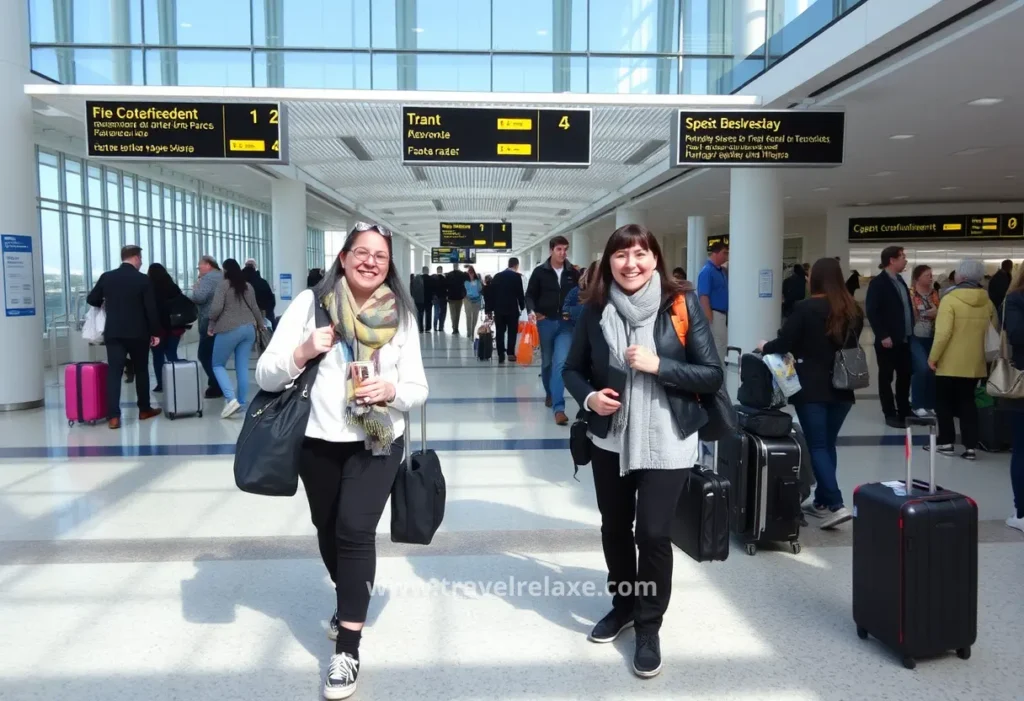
[[352, 221, 393, 238]]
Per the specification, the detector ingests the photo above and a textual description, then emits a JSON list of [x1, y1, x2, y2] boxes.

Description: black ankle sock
[[1016, 509, 1024, 519], [335, 626, 362, 658]]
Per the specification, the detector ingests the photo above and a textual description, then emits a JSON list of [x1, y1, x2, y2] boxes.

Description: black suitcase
[[718, 429, 803, 555], [852, 416, 978, 669], [977, 403, 1013, 452], [477, 332, 493, 361], [671, 442, 730, 562], [391, 404, 447, 545]]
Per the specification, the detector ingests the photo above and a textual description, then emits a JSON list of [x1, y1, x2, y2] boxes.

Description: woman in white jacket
[[255, 222, 427, 700]]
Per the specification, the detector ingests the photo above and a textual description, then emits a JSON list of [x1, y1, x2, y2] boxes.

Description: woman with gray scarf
[[563, 224, 723, 679]]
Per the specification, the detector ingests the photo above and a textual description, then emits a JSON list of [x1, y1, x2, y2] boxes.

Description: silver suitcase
[[162, 360, 203, 419]]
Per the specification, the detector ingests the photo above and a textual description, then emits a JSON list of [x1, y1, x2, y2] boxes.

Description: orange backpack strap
[[670, 294, 688, 347]]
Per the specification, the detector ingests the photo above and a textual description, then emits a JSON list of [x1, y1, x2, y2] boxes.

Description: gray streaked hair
[[955, 258, 985, 284]]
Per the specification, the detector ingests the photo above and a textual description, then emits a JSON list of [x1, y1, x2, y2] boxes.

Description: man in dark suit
[[865, 245, 914, 428], [87, 245, 163, 429], [243, 259, 276, 328], [486, 257, 527, 365]]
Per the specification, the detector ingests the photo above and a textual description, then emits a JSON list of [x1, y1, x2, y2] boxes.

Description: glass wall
[[307, 226, 325, 270], [37, 147, 272, 328]]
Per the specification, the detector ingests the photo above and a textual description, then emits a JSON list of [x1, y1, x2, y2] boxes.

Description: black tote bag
[[391, 403, 446, 545], [233, 303, 329, 496]]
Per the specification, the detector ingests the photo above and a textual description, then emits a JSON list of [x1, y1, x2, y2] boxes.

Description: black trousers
[[590, 444, 688, 634], [494, 313, 519, 361], [416, 303, 432, 333], [935, 376, 979, 449], [298, 436, 404, 633], [105, 337, 152, 419], [875, 342, 912, 418]]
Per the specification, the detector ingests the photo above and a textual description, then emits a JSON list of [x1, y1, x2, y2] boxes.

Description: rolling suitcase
[[476, 332, 493, 361], [65, 362, 108, 426], [391, 403, 446, 545], [671, 441, 731, 562], [852, 416, 978, 669], [163, 360, 203, 419], [718, 429, 803, 555]]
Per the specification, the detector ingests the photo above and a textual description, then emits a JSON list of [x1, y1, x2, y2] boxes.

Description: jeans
[[875, 341, 912, 418], [794, 402, 853, 509], [298, 436, 405, 649], [909, 336, 935, 411], [197, 319, 220, 392], [1012, 411, 1024, 518], [104, 337, 153, 419], [935, 376, 979, 449], [537, 318, 573, 413], [212, 324, 256, 405], [152, 335, 182, 387], [495, 313, 519, 361], [464, 298, 481, 336], [591, 444, 688, 634], [433, 299, 447, 331]]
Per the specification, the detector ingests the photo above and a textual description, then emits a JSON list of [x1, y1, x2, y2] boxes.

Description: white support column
[[0, 0, 44, 410], [271, 178, 307, 315], [570, 230, 591, 269], [825, 208, 850, 274], [615, 206, 648, 230], [687, 215, 707, 283], [732, 0, 767, 59], [728, 168, 783, 355]]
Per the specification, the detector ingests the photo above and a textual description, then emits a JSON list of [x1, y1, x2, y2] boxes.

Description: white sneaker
[[913, 408, 935, 418], [821, 506, 853, 530], [1006, 514, 1024, 535], [220, 399, 241, 419]]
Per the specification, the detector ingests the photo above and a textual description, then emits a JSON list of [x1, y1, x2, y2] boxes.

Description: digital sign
[[671, 110, 845, 167], [86, 101, 287, 163], [848, 213, 1023, 242], [402, 106, 591, 167], [431, 247, 477, 265], [440, 222, 513, 249], [707, 235, 730, 252]]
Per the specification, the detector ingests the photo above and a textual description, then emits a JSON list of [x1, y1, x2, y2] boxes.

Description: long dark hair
[[147, 263, 181, 299], [222, 258, 247, 297], [313, 222, 414, 321], [809, 257, 861, 344], [466, 265, 478, 281], [582, 224, 688, 308]]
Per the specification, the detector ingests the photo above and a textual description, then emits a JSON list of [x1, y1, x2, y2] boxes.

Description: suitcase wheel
[[745, 543, 757, 556], [902, 656, 916, 670], [68, 420, 74, 428], [790, 542, 802, 555], [957, 647, 971, 660], [167, 413, 175, 421], [856, 626, 868, 640]]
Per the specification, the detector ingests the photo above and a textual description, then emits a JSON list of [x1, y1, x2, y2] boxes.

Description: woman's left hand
[[626, 345, 660, 374], [355, 377, 397, 405], [928, 359, 938, 371]]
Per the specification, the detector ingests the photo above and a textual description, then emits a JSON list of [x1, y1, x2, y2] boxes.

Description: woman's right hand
[[298, 325, 335, 363], [589, 388, 622, 416]]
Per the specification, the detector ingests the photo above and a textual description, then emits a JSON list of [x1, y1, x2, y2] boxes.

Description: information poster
[[758, 269, 773, 299], [2, 235, 36, 317], [279, 273, 293, 301]]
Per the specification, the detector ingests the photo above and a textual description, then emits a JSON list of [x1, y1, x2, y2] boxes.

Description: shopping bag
[[516, 332, 534, 365], [82, 306, 106, 345]]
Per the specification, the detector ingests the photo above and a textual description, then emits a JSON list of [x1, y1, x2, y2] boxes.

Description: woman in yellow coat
[[927, 258, 998, 460]]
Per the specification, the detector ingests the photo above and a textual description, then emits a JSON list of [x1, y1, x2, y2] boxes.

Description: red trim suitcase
[[65, 361, 108, 426], [852, 416, 978, 669]]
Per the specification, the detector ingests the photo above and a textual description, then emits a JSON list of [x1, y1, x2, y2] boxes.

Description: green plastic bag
[[975, 384, 994, 409]]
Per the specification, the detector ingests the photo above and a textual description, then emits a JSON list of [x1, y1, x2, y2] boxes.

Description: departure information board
[[403, 106, 591, 167], [848, 213, 1023, 241], [671, 110, 845, 167], [706, 235, 730, 251], [440, 222, 513, 249], [431, 247, 477, 264], [86, 101, 287, 163]]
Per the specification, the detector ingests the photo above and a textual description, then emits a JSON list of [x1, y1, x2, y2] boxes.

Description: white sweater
[[254, 289, 429, 444]]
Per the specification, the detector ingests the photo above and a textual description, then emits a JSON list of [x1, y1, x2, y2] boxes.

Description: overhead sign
[[671, 110, 845, 167], [440, 222, 513, 249], [86, 101, 287, 163], [402, 106, 591, 167], [431, 247, 477, 265], [848, 213, 1023, 241], [707, 235, 730, 252]]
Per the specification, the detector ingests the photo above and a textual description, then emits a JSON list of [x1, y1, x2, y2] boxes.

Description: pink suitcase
[[65, 362, 108, 426]]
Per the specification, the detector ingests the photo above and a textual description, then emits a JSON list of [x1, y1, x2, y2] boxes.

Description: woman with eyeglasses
[[255, 222, 428, 699]]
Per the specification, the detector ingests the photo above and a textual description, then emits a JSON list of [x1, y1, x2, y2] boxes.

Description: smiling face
[[610, 243, 657, 294], [340, 230, 391, 297], [551, 244, 569, 268]]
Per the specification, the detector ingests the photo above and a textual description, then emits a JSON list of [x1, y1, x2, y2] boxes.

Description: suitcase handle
[[904, 415, 937, 495], [403, 403, 428, 470]]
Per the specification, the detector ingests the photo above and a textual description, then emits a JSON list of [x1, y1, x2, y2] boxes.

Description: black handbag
[[168, 295, 198, 329], [391, 403, 446, 545], [698, 386, 738, 442], [233, 303, 329, 496], [569, 409, 592, 480]]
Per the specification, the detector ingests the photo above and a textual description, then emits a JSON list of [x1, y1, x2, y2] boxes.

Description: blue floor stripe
[[0, 434, 968, 459]]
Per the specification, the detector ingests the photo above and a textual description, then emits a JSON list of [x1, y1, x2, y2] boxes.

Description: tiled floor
[[0, 332, 1021, 700]]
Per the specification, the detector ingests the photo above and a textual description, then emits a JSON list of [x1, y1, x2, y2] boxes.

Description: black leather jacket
[[562, 290, 724, 440]]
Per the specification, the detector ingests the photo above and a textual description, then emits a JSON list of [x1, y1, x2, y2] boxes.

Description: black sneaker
[[204, 388, 223, 399], [327, 609, 339, 641], [587, 609, 634, 643], [924, 443, 955, 457], [885, 415, 906, 429], [324, 652, 359, 700], [153, 385, 163, 393], [632, 631, 663, 678], [961, 449, 977, 461]]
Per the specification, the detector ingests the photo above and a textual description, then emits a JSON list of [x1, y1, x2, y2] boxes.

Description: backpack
[[737, 353, 786, 410]]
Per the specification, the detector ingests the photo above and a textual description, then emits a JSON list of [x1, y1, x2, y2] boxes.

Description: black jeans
[[935, 376, 979, 449], [416, 303, 432, 333], [591, 444, 688, 634], [298, 436, 404, 634], [197, 320, 219, 392], [875, 341, 912, 418], [105, 337, 152, 419], [494, 313, 519, 361]]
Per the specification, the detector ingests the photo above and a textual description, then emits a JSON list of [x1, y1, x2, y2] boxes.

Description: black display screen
[[848, 214, 1023, 241], [431, 247, 478, 264], [439, 222, 513, 248]]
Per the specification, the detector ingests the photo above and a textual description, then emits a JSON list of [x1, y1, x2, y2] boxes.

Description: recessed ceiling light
[[856, 202, 871, 206], [889, 134, 915, 140], [537, 29, 548, 36], [784, 196, 792, 200], [412, 27, 425, 33], [1005, 175, 1018, 179], [891, 195, 910, 200], [940, 186, 961, 191], [968, 97, 1002, 106], [813, 187, 830, 192], [871, 171, 893, 177], [954, 147, 991, 156], [180, 22, 192, 28]]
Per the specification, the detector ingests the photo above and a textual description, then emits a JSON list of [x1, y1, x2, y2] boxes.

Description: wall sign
[[706, 235, 730, 252], [439, 222, 513, 249], [758, 269, 773, 299], [671, 110, 845, 167], [402, 106, 591, 167], [2, 235, 35, 317], [848, 213, 1023, 241], [431, 247, 478, 264], [279, 273, 293, 301], [86, 101, 287, 163]]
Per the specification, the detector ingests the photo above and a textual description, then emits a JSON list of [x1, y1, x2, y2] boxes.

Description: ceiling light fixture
[[410, 166, 428, 182], [180, 22, 192, 28], [1005, 175, 1018, 179], [891, 195, 910, 200], [520, 168, 536, 183], [537, 29, 548, 36], [338, 136, 372, 161], [855, 202, 871, 206], [967, 97, 1002, 106], [556, 208, 570, 216], [871, 171, 893, 177], [953, 147, 991, 156], [431, 199, 444, 212], [889, 134, 915, 140], [813, 187, 830, 192], [507, 199, 518, 212], [940, 186, 961, 191], [412, 27, 425, 33]]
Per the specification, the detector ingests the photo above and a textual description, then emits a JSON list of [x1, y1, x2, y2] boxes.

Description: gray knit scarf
[[600, 271, 679, 476]]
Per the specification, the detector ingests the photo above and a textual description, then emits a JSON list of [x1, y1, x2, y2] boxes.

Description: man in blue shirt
[[697, 241, 729, 363]]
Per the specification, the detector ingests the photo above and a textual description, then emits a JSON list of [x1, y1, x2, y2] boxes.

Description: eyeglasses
[[352, 221, 393, 238], [349, 247, 391, 267]]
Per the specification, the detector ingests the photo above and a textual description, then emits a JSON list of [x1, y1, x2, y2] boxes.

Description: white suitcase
[[163, 360, 203, 419]]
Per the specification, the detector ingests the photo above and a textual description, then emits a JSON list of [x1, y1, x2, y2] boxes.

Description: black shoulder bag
[[233, 302, 329, 497]]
